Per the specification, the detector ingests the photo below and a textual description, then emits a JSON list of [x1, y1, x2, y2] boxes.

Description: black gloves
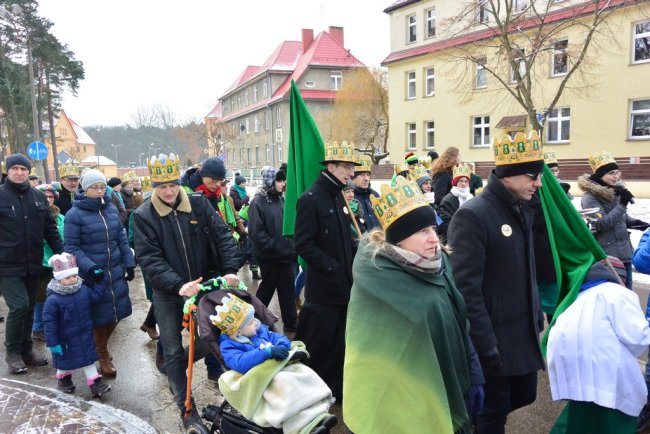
[[480, 347, 503, 369], [126, 267, 136, 281], [90, 266, 105, 283], [268, 346, 289, 360], [632, 220, 650, 231], [618, 188, 634, 206]]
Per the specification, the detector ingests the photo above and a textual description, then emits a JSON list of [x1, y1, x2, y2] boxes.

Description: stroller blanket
[[219, 341, 334, 434]]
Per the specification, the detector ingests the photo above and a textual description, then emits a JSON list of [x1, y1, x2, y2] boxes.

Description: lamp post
[[139, 153, 146, 167], [110, 143, 121, 168]]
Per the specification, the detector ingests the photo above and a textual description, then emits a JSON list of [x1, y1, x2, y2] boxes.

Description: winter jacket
[[0, 180, 63, 277], [432, 170, 452, 208], [469, 173, 483, 196], [578, 175, 635, 261], [43, 281, 103, 371], [528, 190, 556, 283], [633, 229, 650, 274], [64, 191, 135, 325], [132, 188, 239, 297], [121, 188, 135, 212], [108, 186, 128, 225], [42, 208, 65, 268], [229, 186, 250, 212], [248, 187, 295, 263], [219, 323, 291, 374], [437, 194, 460, 244], [295, 170, 354, 305], [353, 186, 380, 229], [447, 171, 545, 377], [54, 185, 75, 216]]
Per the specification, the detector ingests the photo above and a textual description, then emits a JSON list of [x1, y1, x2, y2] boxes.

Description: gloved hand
[[469, 384, 485, 415], [267, 346, 289, 360], [619, 188, 634, 206], [49, 344, 63, 356], [90, 266, 105, 283], [480, 347, 503, 369], [632, 220, 650, 231], [125, 267, 136, 281]]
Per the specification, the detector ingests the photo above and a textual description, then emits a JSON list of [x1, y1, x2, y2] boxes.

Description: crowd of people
[[1, 132, 650, 433]]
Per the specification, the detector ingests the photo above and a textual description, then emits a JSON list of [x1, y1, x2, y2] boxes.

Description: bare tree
[[442, 0, 641, 132]]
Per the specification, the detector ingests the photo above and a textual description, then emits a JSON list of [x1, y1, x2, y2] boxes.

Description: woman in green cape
[[343, 176, 484, 434]]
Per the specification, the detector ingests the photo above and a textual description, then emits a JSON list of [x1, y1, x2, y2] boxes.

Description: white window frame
[[407, 14, 417, 44], [276, 108, 281, 128], [551, 39, 568, 76], [330, 71, 342, 90], [245, 91, 249, 106], [425, 8, 436, 38], [546, 107, 571, 143], [407, 123, 417, 150], [477, 0, 490, 23], [253, 86, 258, 103], [263, 81, 268, 97], [237, 94, 241, 108], [245, 118, 250, 134], [425, 67, 435, 97], [278, 143, 283, 162], [305, 80, 316, 88], [633, 20, 650, 64], [630, 98, 650, 139], [510, 49, 527, 83], [265, 111, 270, 130], [473, 115, 490, 147], [254, 115, 260, 133], [407, 71, 416, 100], [266, 144, 271, 162], [425, 121, 435, 149], [476, 57, 487, 89], [514, 0, 528, 12]]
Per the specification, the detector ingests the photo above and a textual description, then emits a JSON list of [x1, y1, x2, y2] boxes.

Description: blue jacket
[[64, 191, 135, 325], [219, 324, 291, 374], [633, 229, 650, 274], [353, 185, 380, 229], [43, 282, 103, 370]]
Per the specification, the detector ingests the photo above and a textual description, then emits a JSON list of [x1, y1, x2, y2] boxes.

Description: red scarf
[[195, 185, 223, 218]]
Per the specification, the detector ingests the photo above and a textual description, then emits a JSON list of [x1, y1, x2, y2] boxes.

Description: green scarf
[[218, 194, 237, 227], [232, 184, 248, 200], [344, 238, 471, 434]]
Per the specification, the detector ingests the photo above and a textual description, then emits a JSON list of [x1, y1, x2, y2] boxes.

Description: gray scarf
[[47, 278, 83, 295], [381, 243, 443, 274]]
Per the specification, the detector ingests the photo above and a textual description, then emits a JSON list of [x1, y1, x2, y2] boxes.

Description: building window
[[510, 49, 526, 83], [473, 116, 490, 147], [546, 107, 571, 143], [477, 0, 490, 23], [425, 8, 436, 38], [278, 143, 283, 162], [83, 146, 87, 153], [330, 71, 342, 90], [407, 71, 416, 100], [633, 21, 650, 64], [407, 123, 417, 149], [245, 118, 250, 134], [263, 81, 268, 97], [552, 40, 568, 76], [247, 148, 251, 164], [425, 121, 435, 148], [265, 111, 270, 130], [266, 144, 271, 162], [476, 57, 487, 88], [239, 148, 243, 163], [239, 121, 244, 136], [253, 86, 258, 103], [237, 94, 241, 108], [630, 99, 650, 139], [245, 91, 249, 106], [230, 99, 234, 112], [514, 0, 528, 12], [276, 108, 281, 128], [254, 115, 260, 133], [425, 67, 435, 97], [255, 146, 260, 163], [407, 14, 417, 43], [305, 81, 316, 88]]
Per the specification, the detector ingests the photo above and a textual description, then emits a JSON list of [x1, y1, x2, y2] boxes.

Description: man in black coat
[[0, 154, 63, 373], [447, 134, 546, 434], [352, 157, 380, 230], [132, 153, 240, 430], [248, 167, 297, 331], [54, 164, 80, 216], [294, 142, 360, 401]]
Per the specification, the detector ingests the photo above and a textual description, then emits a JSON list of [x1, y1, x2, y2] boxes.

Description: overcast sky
[[37, 0, 390, 127]]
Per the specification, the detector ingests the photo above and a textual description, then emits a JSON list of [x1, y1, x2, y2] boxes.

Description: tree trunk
[[45, 70, 59, 181]]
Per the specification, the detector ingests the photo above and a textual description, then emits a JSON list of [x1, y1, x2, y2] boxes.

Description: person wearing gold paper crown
[[55, 163, 81, 215], [344, 176, 484, 434], [438, 164, 474, 244], [410, 163, 436, 206], [294, 140, 360, 401], [447, 131, 546, 434], [132, 153, 240, 430], [352, 156, 380, 230], [431, 146, 462, 208], [578, 151, 649, 289]]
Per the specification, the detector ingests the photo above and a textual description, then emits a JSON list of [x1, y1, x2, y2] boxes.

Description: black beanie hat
[[235, 175, 247, 185], [275, 169, 286, 182], [6, 154, 32, 172], [428, 150, 439, 161], [593, 162, 619, 180], [200, 157, 226, 179], [386, 205, 438, 244], [494, 160, 544, 179], [107, 177, 122, 188]]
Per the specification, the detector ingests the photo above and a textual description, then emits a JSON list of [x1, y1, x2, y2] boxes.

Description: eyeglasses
[[205, 177, 224, 183], [606, 170, 621, 176], [87, 184, 107, 191], [524, 172, 544, 181], [550, 167, 560, 174], [336, 163, 356, 172]]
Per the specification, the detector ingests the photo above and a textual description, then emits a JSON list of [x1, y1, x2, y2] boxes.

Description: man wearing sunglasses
[[448, 132, 546, 434]]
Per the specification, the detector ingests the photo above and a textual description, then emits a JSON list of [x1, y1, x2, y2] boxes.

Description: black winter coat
[[248, 188, 295, 263], [529, 191, 556, 283], [437, 193, 460, 244], [132, 189, 239, 296], [54, 185, 75, 215], [353, 186, 380, 229], [295, 171, 354, 305], [447, 172, 545, 377], [0, 180, 63, 276], [432, 171, 452, 207]]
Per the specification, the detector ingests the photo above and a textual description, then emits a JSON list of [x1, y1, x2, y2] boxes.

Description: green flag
[[539, 163, 606, 355], [282, 80, 325, 237]]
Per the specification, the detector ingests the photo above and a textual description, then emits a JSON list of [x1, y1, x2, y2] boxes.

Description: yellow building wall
[[44, 112, 96, 167], [386, 3, 650, 165]]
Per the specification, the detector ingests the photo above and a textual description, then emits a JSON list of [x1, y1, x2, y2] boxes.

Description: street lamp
[[139, 153, 146, 167], [110, 143, 121, 167]]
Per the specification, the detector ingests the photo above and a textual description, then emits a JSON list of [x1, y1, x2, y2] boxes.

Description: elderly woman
[[64, 169, 135, 378], [343, 176, 483, 434]]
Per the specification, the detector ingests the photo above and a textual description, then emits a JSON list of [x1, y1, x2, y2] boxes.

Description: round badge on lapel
[[501, 224, 512, 237], [343, 206, 349, 215]]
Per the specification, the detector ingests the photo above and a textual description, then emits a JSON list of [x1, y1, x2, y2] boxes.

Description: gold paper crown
[[493, 131, 544, 166], [58, 163, 79, 179], [588, 151, 616, 173], [543, 148, 558, 165], [322, 141, 360, 165], [147, 153, 180, 184], [394, 163, 411, 176], [356, 156, 372, 173], [141, 176, 152, 192], [371, 176, 431, 230], [209, 294, 253, 336], [418, 155, 431, 169], [121, 170, 137, 183], [453, 164, 473, 180], [409, 164, 430, 182]]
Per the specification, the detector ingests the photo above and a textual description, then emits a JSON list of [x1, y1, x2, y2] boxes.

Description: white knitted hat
[[49, 253, 79, 281]]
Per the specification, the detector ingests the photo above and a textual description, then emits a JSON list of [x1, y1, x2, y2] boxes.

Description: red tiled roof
[[383, 0, 422, 13], [382, 0, 642, 65], [222, 66, 261, 96], [206, 101, 222, 119]]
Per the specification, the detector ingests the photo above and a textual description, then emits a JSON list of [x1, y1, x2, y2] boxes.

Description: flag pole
[[603, 257, 626, 286], [341, 192, 362, 238]]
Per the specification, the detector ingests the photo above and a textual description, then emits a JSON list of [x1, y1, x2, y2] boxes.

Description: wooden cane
[[602, 257, 626, 287], [341, 192, 362, 239]]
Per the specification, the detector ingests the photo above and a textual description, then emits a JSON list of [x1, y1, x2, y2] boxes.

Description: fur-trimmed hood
[[577, 174, 615, 203]]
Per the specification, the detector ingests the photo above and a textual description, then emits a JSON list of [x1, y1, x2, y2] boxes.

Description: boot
[[94, 325, 116, 377], [22, 350, 48, 367], [140, 323, 160, 340], [251, 266, 261, 280], [90, 377, 111, 398], [6, 353, 27, 374], [58, 375, 75, 394]]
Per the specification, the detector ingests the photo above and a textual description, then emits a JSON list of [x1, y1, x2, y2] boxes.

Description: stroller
[[181, 278, 337, 434]]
